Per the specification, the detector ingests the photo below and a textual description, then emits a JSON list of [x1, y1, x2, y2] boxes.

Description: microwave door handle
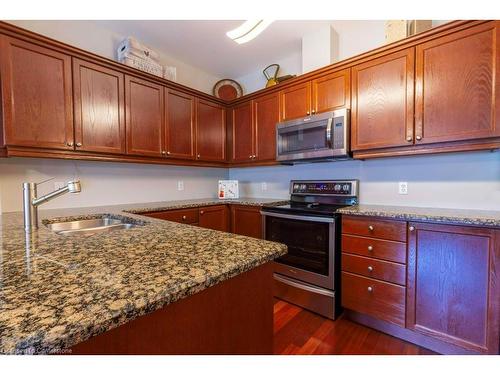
[[326, 118, 333, 148]]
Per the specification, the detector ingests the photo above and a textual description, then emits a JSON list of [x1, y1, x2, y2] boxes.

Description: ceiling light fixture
[[226, 20, 274, 44]]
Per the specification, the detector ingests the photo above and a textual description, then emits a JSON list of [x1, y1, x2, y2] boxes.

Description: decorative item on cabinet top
[[213, 79, 243, 100], [117, 36, 164, 78], [263, 63, 296, 88]]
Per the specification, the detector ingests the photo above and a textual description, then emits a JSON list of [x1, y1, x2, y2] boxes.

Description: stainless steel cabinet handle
[[367, 286, 373, 293], [200, 210, 204, 215], [416, 135, 422, 141], [182, 215, 187, 221], [167, 151, 171, 155], [161, 150, 166, 155], [311, 109, 316, 114], [368, 266, 373, 272], [197, 154, 201, 159], [406, 136, 413, 142], [76, 142, 82, 147], [306, 111, 310, 115], [66, 141, 74, 147], [409, 226, 415, 231], [368, 225, 374, 231], [367, 245, 373, 251]]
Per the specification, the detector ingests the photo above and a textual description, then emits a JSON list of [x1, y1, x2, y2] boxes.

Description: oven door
[[262, 211, 335, 290]]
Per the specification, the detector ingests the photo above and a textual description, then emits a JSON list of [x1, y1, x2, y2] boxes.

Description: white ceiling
[[93, 20, 385, 78]]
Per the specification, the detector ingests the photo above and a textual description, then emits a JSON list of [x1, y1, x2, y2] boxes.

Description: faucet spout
[[23, 180, 81, 232]]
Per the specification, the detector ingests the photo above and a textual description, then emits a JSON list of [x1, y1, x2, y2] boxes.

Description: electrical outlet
[[54, 181, 65, 190], [261, 182, 267, 191], [177, 180, 184, 191], [398, 182, 408, 195]]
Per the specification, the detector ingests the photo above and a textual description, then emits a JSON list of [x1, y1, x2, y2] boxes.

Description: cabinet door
[[125, 76, 164, 157], [351, 48, 415, 151], [165, 89, 195, 159], [407, 223, 500, 354], [73, 59, 125, 154], [230, 205, 262, 239], [231, 101, 254, 162], [254, 92, 279, 162], [280, 82, 312, 121], [196, 99, 226, 162], [199, 205, 229, 232], [415, 21, 500, 144], [312, 69, 350, 114], [0, 36, 73, 150]]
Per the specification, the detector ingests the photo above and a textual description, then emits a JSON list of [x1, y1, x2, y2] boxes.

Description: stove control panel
[[291, 180, 357, 196]]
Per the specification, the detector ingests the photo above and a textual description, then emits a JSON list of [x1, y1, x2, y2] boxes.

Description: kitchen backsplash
[[229, 151, 500, 211]]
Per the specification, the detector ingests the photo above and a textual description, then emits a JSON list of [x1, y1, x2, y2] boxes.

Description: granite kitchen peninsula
[[0, 199, 287, 354]]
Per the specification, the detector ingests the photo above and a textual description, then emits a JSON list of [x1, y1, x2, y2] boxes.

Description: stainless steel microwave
[[276, 108, 350, 164]]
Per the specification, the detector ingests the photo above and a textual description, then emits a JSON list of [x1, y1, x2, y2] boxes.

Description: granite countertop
[[0, 198, 287, 354], [337, 204, 500, 228]]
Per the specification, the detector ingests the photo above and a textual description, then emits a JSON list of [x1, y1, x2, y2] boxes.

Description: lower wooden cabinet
[[230, 205, 263, 239], [199, 205, 229, 232], [141, 204, 258, 237], [342, 215, 500, 354], [406, 222, 500, 354]]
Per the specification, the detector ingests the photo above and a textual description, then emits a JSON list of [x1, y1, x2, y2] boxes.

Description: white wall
[[0, 158, 227, 213], [229, 152, 500, 211], [6, 20, 222, 94]]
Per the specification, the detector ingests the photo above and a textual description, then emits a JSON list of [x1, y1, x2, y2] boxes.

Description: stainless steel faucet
[[23, 179, 81, 232]]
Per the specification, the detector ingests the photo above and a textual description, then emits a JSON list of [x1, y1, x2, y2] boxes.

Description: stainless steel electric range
[[261, 180, 359, 320]]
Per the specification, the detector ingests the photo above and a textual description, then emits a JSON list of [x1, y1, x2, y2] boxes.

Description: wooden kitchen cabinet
[[73, 58, 125, 154], [196, 99, 226, 162], [165, 89, 195, 159], [253, 92, 280, 162], [142, 208, 199, 225], [125, 75, 164, 157], [414, 21, 500, 145], [280, 81, 312, 121], [0, 35, 74, 150], [407, 222, 500, 354], [199, 205, 229, 232], [351, 48, 415, 151], [231, 101, 254, 162], [312, 69, 351, 113], [230, 205, 263, 239]]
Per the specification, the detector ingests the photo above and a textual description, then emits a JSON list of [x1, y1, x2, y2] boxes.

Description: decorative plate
[[213, 79, 243, 100]]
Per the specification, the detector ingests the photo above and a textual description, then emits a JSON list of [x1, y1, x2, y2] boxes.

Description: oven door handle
[[274, 274, 334, 297], [261, 210, 335, 223]]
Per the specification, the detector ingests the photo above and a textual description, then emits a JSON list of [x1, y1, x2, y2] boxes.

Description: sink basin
[[45, 216, 140, 236]]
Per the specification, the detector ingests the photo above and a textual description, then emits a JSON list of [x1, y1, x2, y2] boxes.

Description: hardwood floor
[[274, 299, 435, 355]]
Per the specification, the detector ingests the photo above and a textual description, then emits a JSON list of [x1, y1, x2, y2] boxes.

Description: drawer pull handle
[[182, 215, 187, 221], [367, 245, 373, 251], [368, 225, 374, 231], [367, 286, 373, 293], [409, 226, 415, 232], [200, 210, 204, 215], [367, 266, 373, 272]]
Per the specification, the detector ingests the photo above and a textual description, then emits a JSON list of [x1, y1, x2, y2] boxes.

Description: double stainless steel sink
[[45, 216, 141, 236]]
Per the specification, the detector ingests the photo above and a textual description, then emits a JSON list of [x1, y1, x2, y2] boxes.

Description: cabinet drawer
[[342, 253, 406, 285], [341, 271, 406, 327], [342, 234, 407, 264], [342, 216, 407, 242], [144, 208, 199, 224]]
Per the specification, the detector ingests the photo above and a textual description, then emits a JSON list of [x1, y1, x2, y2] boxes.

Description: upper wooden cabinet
[[351, 48, 415, 151], [280, 82, 312, 121], [254, 92, 280, 162], [73, 59, 125, 154], [312, 69, 351, 113], [407, 222, 500, 354], [0, 36, 74, 150], [415, 22, 500, 145], [196, 99, 226, 162], [165, 89, 195, 159], [280, 69, 351, 122], [231, 101, 254, 162], [125, 75, 164, 157]]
